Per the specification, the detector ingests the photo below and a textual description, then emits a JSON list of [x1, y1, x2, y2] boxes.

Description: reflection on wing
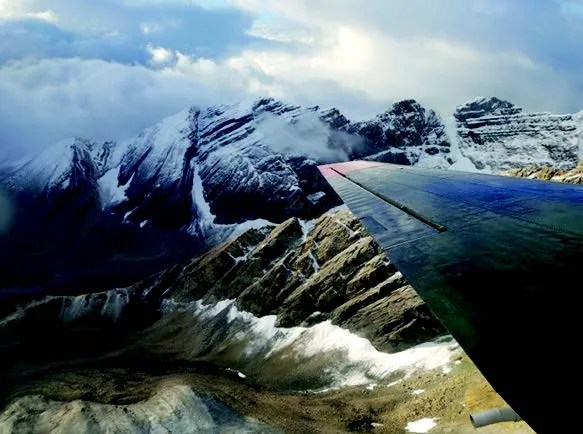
[[319, 161, 583, 434]]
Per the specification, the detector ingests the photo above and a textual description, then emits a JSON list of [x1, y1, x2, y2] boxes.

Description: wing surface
[[319, 161, 583, 433]]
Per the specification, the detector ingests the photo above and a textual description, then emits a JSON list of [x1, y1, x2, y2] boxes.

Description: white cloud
[[1, 0, 583, 161], [246, 20, 314, 44], [0, 0, 59, 23], [152, 23, 576, 119], [29, 9, 58, 22], [257, 111, 353, 162], [0, 57, 219, 158], [141, 22, 164, 34], [147, 45, 175, 64]]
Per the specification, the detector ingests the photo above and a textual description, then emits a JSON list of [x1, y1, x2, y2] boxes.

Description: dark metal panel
[[347, 164, 583, 237], [326, 174, 437, 249]]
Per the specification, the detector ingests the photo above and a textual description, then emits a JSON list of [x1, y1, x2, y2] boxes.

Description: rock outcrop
[[503, 161, 583, 184], [171, 209, 446, 352], [455, 97, 582, 172]]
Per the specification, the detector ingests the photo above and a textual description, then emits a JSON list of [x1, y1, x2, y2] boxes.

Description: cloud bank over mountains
[[1, 0, 582, 159]]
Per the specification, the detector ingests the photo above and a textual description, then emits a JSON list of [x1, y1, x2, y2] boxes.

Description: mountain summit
[[455, 96, 582, 171]]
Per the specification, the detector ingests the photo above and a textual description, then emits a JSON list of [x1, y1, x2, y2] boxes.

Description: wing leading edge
[[319, 161, 583, 433]]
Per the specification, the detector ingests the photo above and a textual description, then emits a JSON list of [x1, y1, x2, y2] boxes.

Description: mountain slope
[[2, 98, 453, 231]]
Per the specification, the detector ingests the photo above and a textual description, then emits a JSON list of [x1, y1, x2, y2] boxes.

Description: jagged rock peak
[[377, 100, 450, 149], [347, 99, 452, 167], [382, 99, 428, 117], [318, 107, 351, 129], [454, 96, 522, 121], [251, 97, 301, 116]]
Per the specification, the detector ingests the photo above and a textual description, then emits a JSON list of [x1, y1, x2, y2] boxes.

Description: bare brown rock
[[503, 162, 583, 184], [168, 208, 446, 351]]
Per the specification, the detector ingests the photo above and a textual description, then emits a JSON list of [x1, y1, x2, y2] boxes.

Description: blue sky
[[1, 0, 583, 159]]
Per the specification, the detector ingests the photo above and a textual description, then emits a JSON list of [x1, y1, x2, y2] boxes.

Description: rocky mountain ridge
[[348, 99, 453, 167], [1, 95, 582, 296], [1, 98, 453, 232], [455, 96, 582, 171], [0, 166, 563, 433], [0, 97, 452, 293], [171, 208, 445, 352], [3, 96, 580, 237]]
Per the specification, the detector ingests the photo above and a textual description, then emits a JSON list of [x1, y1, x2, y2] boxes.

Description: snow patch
[[9, 138, 76, 190], [162, 299, 460, 390], [415, 151, 451, 170], [307, 191, 326, 203], [406, 418, 438, 433], [334, 217, 358, 238], [0, 288, 132, 330], [226, 368, 247, 379], [228, 218, 275, 238], [299, 217, 316, 242], [98, 168, 131, 206], [192, 166, 215, 230], [449, 155, 483, 173], [60, 289, 130, 323], [308, 250, 320, 272]]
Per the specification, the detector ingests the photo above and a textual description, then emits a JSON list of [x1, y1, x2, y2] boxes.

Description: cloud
[[0, 0, 58, 23], [245, 19, 315, 44], [0, 57, 219, 159], [257, 111, 355, 163], [154, 26, 578, 119], [0, 0, 259, 60], [140, 21, 165, 34], [1, 0, 583, 162], [147, 44, 175, 64], [129, 0, 583, 118]]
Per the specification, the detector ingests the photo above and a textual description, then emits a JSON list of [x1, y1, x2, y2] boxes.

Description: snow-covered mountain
[[0, 98, 452, 291], [1, 98, 453, 233], [2, 95, 583, 293], [347, 99, 453, 168], [455, 97, 582, 172]]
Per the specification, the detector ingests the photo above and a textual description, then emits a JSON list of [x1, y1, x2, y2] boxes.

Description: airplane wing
[[318, 161, 583, 433]]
